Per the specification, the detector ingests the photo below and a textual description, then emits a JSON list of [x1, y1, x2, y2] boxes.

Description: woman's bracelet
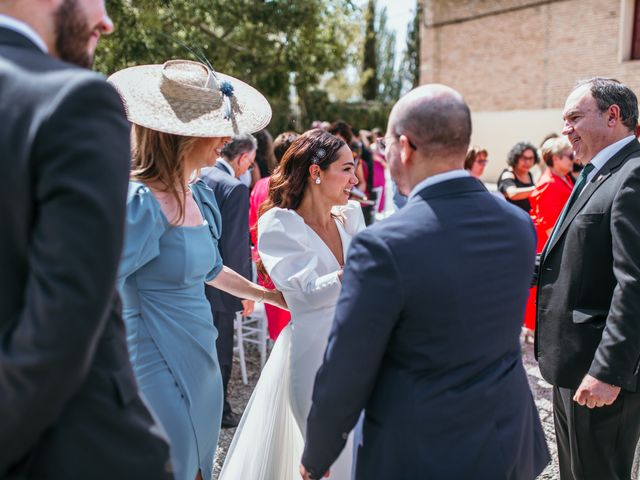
[[256, 289, 266, 303]]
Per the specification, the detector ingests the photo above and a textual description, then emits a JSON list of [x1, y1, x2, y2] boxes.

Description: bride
[[219, 129, 365, 480]]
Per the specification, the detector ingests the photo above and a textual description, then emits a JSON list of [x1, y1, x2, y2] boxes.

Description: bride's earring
[[315, 177, 321, 185]]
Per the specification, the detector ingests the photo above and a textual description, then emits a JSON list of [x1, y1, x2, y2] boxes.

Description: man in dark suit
[[0, 1, 172, 478], [536, 77, 640, 480], [201, 133, 256, 428], [300, 84, 549, 480]]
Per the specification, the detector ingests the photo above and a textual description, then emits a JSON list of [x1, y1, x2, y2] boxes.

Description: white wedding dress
[[219, 200, 365, 480]]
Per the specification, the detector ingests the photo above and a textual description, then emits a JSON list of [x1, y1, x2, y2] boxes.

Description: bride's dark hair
[[255, 129, 346, 277]]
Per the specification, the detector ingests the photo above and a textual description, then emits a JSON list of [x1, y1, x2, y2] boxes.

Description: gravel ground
[[212, 334, 638, 480]]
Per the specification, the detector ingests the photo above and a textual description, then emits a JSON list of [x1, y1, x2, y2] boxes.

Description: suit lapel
[[544, 139, 640, 257]]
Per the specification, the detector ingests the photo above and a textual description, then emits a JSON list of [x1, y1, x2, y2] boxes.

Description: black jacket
[[0, 27, 171, 478], [200, 163, 252, 313], [536, 138, 640, 392]]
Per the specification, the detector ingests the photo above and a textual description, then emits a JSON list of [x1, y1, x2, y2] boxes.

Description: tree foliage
[[403, 1, 421, 89], [361, 0, 377, 101], [96, 0, 360, 132]]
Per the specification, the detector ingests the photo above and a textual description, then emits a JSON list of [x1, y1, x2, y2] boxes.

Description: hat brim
[[108, 64, 272, 137]]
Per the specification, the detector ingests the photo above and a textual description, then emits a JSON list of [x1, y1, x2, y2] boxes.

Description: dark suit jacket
[[536, 138, 640, 392], [0, 28, 171, 478], [200, 163, 251, 314], [302, 177, 550, 479]]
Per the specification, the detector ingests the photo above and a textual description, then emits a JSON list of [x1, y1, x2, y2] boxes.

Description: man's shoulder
[[1, 46, 103, 86], [200, 167, 245, 195]]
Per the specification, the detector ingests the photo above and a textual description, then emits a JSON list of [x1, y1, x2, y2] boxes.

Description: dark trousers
[[213, 310, 235, 414], [553, 385, 640, 480]]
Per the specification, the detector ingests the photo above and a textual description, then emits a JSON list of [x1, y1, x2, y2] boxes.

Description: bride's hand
[[264, 289, 288, 310]]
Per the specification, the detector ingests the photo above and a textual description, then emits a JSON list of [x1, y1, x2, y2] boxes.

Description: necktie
[[546, 162, 596, 248]]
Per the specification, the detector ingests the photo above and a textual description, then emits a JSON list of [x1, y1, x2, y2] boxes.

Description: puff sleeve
[[116, 182, 167, 289], [334, 200, 366, 237], [257, 208, 341, 310], [191, 180, 224, 281]]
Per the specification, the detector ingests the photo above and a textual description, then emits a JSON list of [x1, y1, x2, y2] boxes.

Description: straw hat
[[108, 60, 272, 137]]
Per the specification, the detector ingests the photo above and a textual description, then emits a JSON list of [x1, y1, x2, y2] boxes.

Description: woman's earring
[[315, 177, 321, 185]]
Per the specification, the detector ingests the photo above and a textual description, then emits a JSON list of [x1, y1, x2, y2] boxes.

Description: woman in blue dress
[[108, 60, 285, 480]]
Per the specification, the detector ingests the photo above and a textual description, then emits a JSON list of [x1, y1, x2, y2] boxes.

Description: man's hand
[[241, 299, 254, 316], [299, 464, 329, 479], [573, 374, 621, 408]]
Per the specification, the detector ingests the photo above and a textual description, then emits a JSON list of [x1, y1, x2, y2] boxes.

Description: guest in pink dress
[[250, 131, 299, 339]]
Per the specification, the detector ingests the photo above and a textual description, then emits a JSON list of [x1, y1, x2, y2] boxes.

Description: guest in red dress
[[523, 137, 575, 341], [250, 131, 299, 339]]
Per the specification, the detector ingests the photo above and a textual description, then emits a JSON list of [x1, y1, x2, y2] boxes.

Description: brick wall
[[420, 0, 640, 112]]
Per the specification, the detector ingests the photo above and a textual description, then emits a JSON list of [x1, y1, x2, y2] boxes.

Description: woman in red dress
[[250, 131, 299, 339], [523, 137, 575, 341]]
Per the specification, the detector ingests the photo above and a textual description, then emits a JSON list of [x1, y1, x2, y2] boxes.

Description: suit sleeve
[[302, 229, 404, 477], [0, 77, 130, 469], [589, 162, 640, 389], [219, 183, 251, 281]]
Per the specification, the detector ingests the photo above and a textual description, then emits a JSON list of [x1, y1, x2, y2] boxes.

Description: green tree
[[95, 0, 359, 132], [403, 1, 421, 90], [375, 6, 401, 103], [361, 0, 377, 101]]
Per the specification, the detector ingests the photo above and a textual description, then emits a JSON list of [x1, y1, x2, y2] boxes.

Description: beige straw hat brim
[[108, 60, 272, 137]]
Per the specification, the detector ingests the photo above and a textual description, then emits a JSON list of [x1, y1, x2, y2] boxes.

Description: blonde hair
[[540, 137, 572, 167], [131, 125, 203, 224]]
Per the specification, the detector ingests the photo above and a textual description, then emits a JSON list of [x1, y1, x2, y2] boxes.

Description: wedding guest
[[464, 146, 489, 179], [536, 77, 640, 480], [498, 141, 538, 211], [301, 85, 549, 480], [0, 1, 172, 476], [109, 60, 286, 480], [201, 133, 257, 429], [249, 131, 299, 340]]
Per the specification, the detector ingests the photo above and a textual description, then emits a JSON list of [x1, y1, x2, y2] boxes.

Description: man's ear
[[607, 104, 621, 126], [398, 134, 415, 165]]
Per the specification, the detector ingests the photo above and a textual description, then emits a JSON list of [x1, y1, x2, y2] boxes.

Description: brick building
[[420, 0, 640, 181]]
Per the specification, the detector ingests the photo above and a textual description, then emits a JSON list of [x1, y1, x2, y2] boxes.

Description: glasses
[[475, 159, 488, 165], [376, 135, 417, 151], [562, 152, 575, 160]]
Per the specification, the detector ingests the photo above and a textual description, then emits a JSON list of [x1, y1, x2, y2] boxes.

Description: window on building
[[632, 0, 640, 59]]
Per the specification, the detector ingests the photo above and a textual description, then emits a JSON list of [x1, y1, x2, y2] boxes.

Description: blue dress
[[117, 180, 224, 480]]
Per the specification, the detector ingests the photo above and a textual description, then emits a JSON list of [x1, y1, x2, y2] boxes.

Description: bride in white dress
[[219, 129, 365, 480]]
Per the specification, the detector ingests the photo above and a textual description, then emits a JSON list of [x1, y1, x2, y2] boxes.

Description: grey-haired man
[[201, 133, 257, 428]]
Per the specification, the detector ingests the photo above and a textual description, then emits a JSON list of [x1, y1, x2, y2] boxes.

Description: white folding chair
[[371, 186, 384, 222], [233, 304, 268, 385]]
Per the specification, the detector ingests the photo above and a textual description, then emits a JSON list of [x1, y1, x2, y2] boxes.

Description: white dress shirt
[[584, 135, 636, 184]]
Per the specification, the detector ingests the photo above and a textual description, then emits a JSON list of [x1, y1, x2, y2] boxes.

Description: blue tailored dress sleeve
[[117, 182, 167, 290], [191, 179, 224, 281]]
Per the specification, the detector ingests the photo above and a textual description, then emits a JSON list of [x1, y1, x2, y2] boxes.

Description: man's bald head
[[389, 84, 471, 158]]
